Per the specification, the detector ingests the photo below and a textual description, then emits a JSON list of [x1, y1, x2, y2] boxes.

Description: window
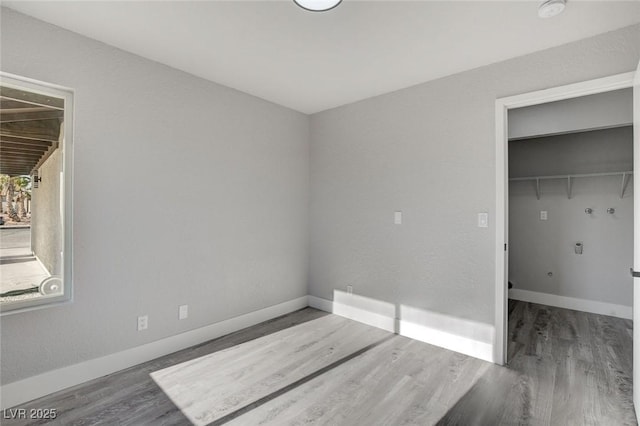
[[0, 73, 73, 314]]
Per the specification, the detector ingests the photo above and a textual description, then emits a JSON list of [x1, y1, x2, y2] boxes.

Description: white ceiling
[[4, 1, 640, 114]]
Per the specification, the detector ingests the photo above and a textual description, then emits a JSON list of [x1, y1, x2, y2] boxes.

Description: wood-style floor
[[3, 301, 635, 425]]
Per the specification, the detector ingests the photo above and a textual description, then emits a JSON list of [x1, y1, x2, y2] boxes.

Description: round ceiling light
[[538, 0, 566, 18], [294, 0, 342, 12]]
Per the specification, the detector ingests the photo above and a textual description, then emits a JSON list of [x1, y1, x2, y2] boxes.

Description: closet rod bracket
[[621, 173, 630, 199]]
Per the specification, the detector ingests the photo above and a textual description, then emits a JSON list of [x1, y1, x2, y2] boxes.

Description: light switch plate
[[540, 211, 548, 220], [394, 211, 402, 225], [478, 212, 488, 228]]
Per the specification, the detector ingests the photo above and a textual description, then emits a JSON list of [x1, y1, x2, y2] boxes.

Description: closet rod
[[509, 171, 633, 181], [510, 171, 633, 199]]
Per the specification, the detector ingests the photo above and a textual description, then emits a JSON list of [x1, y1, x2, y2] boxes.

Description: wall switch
[[478, 212, 488, 228], [540, 211, 548, 221], [137, 315, 148, 331], [346, 285, 353, 295], [179, 305, 188, 320], [394, 211, 402, 225]]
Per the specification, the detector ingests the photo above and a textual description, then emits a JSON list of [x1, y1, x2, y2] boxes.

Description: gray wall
[[31, 146, 63, 277], [1, 9, 309, 385], [508, 88, 633, 140], [509, 127, 633, 305], [2, 7, 639, 387], [309, 25, 640, 329], [509, 126, 633, 177]]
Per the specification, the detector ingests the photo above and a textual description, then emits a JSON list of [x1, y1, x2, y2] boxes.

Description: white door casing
[[632, 60, 640, 416], [495, 72, 636, 366]]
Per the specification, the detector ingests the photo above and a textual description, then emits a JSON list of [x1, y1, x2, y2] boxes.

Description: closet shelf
[[509, 171, 633, 200]]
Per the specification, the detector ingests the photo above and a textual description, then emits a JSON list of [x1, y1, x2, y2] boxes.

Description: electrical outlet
[[347, 285, 353, 295], [540, 210, 548, 220], [179, 305, 188, 320], [137, 315, 148, 331]]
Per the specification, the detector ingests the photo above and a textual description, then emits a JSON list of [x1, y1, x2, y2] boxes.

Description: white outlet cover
[[137, 315, 148, 331], [540, 210, 548, 220], [179, 305, 188, 320]]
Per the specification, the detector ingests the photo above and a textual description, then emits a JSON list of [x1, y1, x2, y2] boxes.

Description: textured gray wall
[[2, 8, 639, 387], [309, 25, 640, 328], [31, 148, 62, 276], [509, 127, 633, 305], [509, 126, 633, 178], [1, 9, 309, 384], [508, 88, 633, 140]]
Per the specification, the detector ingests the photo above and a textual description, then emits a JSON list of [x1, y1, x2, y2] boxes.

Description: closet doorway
[[508, 90, 633, 317], [495, 69, 639, 413]]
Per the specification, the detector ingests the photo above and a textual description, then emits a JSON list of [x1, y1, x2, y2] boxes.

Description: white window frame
[[0, 72, 74, 315]]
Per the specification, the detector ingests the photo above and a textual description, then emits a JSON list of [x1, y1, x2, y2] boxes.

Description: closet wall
[[508, 126, 633, 313]]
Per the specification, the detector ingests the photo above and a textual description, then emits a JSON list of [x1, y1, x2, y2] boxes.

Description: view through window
[[0, 74, 73, 314]]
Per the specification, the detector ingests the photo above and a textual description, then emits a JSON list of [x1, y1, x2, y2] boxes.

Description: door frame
[[494, 71, 636, 366]]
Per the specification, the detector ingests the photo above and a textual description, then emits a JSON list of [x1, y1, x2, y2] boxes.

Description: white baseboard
[[308, 294, 494, 363], [0, 296, 309, 409], [308, 295, 333, 313], [509, 289, 632, 320]]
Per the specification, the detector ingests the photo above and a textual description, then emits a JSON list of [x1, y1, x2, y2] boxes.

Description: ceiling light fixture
[[294, 0, 342, 12], [538, 0, 566, 18]]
